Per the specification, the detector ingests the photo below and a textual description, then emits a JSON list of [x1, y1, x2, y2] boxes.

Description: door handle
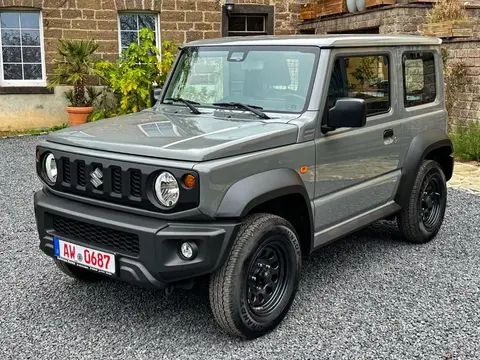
[[383, 129, 395, 145]]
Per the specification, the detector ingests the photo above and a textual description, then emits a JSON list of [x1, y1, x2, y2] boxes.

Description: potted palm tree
[[48, 39, 101, 126]]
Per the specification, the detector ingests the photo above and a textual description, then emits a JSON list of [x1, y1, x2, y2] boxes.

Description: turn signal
[[300, 166, 308, 174], [184, 174, 196, 189]]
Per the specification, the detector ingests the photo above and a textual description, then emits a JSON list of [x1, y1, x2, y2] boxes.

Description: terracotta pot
[[66, 106, 93, 126]]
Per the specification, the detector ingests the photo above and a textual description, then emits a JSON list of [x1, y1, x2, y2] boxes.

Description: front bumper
[[34, 189, 239, 289]]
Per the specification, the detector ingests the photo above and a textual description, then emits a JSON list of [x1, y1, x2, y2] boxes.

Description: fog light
[[179, 241, 198, 260]]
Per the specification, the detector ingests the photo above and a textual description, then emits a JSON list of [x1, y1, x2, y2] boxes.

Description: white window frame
[[0, 10, 46, 87], [117, 12, 161, 55]]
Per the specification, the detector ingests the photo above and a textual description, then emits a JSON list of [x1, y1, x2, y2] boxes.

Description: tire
[[54, 259, 105, 282], [209, 213, 302, 339], [397, 160, 447, 244]]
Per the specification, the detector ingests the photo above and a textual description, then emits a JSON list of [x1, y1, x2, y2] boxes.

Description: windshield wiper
[[213, 102, 270, 120], [164, 97, 201, 114]]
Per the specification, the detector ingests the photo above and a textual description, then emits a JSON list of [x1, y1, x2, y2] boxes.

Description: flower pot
[[346, 0, 358, 12], [356, 0, 366, 11], [66, 106, 93, 126]]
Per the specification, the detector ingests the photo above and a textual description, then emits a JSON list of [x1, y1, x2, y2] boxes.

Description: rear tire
[[209, 213, 302, 339], [397, 160, 447, 244], [54, 259, 105, 282]]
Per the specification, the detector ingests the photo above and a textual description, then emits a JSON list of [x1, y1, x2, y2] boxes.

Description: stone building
[[0, 0, 478, 130], [298, 2, 480, 126], [0, 0, 308, 130]]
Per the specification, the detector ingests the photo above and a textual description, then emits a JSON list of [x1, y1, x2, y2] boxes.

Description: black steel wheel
[[209, 214, 301, 339], [419, 173, 444, 232], [246, 241, 291, 317], [397, 160, 447, 243]]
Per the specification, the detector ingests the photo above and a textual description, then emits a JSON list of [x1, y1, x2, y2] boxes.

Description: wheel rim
[[246, 238, 291, 317], [420, 171, 444, 232]]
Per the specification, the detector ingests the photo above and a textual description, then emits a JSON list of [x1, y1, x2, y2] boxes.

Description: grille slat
[[77, 161, 86, 187], [63, 159, 71, 183], [111, 167, 122, 194], [130, 171, 142, 197], [52, 215, 140, 255]]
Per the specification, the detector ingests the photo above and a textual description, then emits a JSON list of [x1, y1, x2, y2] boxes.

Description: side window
[[403, 52, 436, 107], [327, 55, 390, 116]]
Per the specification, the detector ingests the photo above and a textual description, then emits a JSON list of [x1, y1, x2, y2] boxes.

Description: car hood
[[46, 107, 299, 162]]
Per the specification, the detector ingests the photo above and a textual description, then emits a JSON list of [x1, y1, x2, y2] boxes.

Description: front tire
[[397, 160, 447, 243], [209, 214, 302, 339]]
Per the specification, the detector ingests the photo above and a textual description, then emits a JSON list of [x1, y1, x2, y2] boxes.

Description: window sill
[[0, 87, 54, 95]]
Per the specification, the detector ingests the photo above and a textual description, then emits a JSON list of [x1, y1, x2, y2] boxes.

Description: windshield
[[162, 46, 320, 113]]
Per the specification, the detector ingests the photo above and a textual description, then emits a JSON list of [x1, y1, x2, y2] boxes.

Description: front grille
[[63, 159, 71, 183], [52, 215, 140, 255], [77, 161, 86, 187], [39, 148, 199, 213]]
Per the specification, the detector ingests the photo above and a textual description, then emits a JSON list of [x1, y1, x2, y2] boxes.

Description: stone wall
[[443, 39, 480, 126]]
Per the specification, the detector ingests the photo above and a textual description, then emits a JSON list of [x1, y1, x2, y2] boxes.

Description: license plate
[[53, 237, 116, 275]]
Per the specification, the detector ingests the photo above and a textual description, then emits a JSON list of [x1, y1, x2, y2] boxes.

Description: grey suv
[[34, 35, 453, 339]]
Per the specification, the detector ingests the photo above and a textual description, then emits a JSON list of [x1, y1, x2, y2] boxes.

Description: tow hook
[[165, 286, 175, 295]]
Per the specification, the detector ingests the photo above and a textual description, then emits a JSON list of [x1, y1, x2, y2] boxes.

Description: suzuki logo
[[90, 167, 103, 188]]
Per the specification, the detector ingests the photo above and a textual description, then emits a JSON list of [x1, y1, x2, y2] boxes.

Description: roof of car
[[184, 34, 442, 48]]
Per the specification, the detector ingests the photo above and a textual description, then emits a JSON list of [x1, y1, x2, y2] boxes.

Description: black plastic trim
[[35, 189, 240, 288], [395, 129, 453, 208], [215, 168, 314, 252]]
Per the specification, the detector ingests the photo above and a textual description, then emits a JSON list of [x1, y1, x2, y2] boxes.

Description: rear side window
[[403, 52, 436, 107], [326, 55, 390, 116]]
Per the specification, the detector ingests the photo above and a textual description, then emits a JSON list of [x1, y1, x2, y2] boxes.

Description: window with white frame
[[0, 11, 45, 86], [118, 13, 159, 53]]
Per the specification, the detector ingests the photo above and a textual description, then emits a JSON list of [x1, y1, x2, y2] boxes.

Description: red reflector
[[36, 150, 40, 162]]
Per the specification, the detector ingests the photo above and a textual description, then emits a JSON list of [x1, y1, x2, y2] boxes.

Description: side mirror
[[150, 88, 162, 106], [324, 98, 367, 131]]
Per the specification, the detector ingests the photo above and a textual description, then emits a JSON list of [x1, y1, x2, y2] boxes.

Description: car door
[[313, 47, 404, 246]]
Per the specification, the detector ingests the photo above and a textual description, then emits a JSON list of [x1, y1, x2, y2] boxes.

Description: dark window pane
[[139, 15, 156, 30], [120, 15, 137, 30], [121, 31, 137, 47], [3, 64, 22, 79], [327, 55, 390, 116], [21, 30, 40, 45], [20, 13, 39, 29], [247, 16, 264, 32], [228, 17, 246, 32], [24, 63, 42, 80], [403, 52, 436, 107], [2, 47, 21, 62], [2, 29, 20, 45], [1, 13, 19, 28], [23, 47, 41, 62]]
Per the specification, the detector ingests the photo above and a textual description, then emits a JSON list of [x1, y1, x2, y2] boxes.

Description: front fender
[[215, 168, 312, 218]]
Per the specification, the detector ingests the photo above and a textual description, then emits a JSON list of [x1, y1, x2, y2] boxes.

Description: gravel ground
[[1, 135, 480, 360]]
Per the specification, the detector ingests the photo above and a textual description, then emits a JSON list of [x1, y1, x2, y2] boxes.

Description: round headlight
[[44, 153, 57, 184], [154, 172, 179, 208]]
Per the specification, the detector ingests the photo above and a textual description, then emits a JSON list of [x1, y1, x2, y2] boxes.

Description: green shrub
[[450, 122, 480, 162], [93, 28, 176, 120], [427, 0, 467, 24]]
